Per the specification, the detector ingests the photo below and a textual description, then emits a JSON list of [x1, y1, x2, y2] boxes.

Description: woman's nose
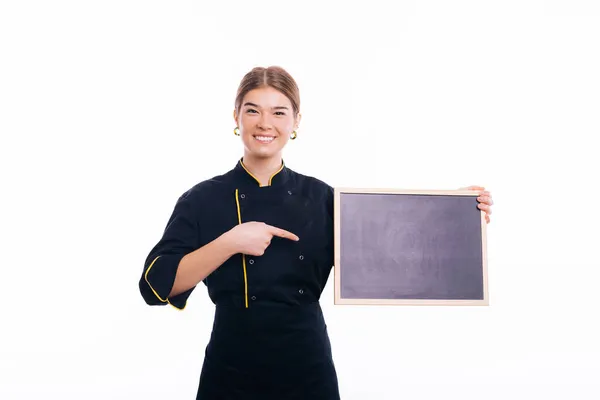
[[257, 115, 273, 129]]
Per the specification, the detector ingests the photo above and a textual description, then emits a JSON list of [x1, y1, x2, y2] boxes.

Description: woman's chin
[[247, 146, 281, 159]]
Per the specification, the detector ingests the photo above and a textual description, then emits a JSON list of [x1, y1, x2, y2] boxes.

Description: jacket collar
[[233, 158, 290, 188]]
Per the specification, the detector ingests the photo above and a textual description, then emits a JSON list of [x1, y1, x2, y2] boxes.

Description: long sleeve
[[139, 192, 199, 310]]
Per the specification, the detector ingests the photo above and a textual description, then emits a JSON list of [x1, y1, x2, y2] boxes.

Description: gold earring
[[234, 127, 240, 136], [290, 131, 297, 140]]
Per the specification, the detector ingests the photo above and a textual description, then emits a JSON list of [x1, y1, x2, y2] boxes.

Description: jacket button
[[249, 259, 254, 264], [240, 194, 245, 199], [299, 255, 304, 260], [299, 289, 304, 294], [288, 190, 292, 195], [251, 296, 256, 300]]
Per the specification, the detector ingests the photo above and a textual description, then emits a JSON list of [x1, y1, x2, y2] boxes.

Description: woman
[[139, 66, 494, 399]]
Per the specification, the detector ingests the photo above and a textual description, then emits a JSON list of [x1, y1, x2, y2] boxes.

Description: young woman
[[139, 66, 494, 399]]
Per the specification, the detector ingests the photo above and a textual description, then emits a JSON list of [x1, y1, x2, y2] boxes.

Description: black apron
[[196, 301, 340, 399]]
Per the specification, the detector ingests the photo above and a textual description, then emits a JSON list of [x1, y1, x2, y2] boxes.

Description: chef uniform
[[139, 159, 341, 399]]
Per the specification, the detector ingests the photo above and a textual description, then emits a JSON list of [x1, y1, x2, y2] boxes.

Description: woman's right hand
[[223, 221, 299, 256]]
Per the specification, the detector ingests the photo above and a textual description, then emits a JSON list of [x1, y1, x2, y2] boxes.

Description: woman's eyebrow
[[243, 102, 289, 110]]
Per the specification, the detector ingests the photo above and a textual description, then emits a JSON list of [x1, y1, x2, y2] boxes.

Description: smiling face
[[234, 86, 301, 162]]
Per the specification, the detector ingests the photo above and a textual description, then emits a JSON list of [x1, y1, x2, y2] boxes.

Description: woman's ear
[[295, 112, 302, 130], [233, 109, 238, 125]]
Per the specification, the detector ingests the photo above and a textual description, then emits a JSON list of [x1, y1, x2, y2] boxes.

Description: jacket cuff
[[142, 254, 191, 310]]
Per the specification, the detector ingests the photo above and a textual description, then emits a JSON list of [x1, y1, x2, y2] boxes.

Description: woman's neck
[[242, 154, 283, 187]]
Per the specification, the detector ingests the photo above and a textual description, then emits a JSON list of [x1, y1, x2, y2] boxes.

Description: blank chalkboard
[[333, 188, 488, 306]]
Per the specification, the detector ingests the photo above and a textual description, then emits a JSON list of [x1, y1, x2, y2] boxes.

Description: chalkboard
[[333, 188, 488, 306]]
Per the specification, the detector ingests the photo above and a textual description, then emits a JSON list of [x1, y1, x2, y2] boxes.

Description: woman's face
[[234, 86, 300, 161]]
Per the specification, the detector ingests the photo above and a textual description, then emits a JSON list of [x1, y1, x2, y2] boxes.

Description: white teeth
[[255, 136, 274, 142]]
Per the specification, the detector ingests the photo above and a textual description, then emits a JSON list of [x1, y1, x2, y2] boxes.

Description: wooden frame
[[333, 187, 488, 306]]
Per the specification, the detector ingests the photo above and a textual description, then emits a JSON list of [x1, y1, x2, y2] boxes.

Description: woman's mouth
[[253, 135, 275, 144]]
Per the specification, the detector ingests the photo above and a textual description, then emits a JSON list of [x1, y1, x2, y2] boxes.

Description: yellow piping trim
[[145, 256, 167, 302], [239, 159, 284, 187], [235, 189, 249, 308], [268, 162, 285, 185], [168, 299, 186, 311], [240, 161, 261, 186], [144, 255, 186, 311]]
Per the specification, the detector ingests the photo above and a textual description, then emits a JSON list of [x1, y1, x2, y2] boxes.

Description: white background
[[1, 1, 599, 399]]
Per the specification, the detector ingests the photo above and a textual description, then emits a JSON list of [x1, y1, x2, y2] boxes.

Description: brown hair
[[235, 66, 300, 117]]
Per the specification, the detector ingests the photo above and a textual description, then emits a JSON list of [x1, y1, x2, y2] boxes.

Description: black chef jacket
[[139, 158, 341, 399]]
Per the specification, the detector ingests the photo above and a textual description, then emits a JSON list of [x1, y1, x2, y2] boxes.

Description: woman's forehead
[[243, 87, 292, 108]]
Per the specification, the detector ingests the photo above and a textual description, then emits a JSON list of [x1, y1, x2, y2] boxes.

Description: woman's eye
[[246, 109, 258, 114], [275, 111, 286, 116]]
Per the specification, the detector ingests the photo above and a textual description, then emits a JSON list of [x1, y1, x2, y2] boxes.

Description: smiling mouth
[[253, 135, 275, 144]]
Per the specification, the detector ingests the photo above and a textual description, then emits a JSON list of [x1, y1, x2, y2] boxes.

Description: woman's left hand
[[460, 185, 493, 224]]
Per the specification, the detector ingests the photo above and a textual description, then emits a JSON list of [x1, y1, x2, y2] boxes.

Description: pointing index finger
[[266, 224, 300, 241]]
